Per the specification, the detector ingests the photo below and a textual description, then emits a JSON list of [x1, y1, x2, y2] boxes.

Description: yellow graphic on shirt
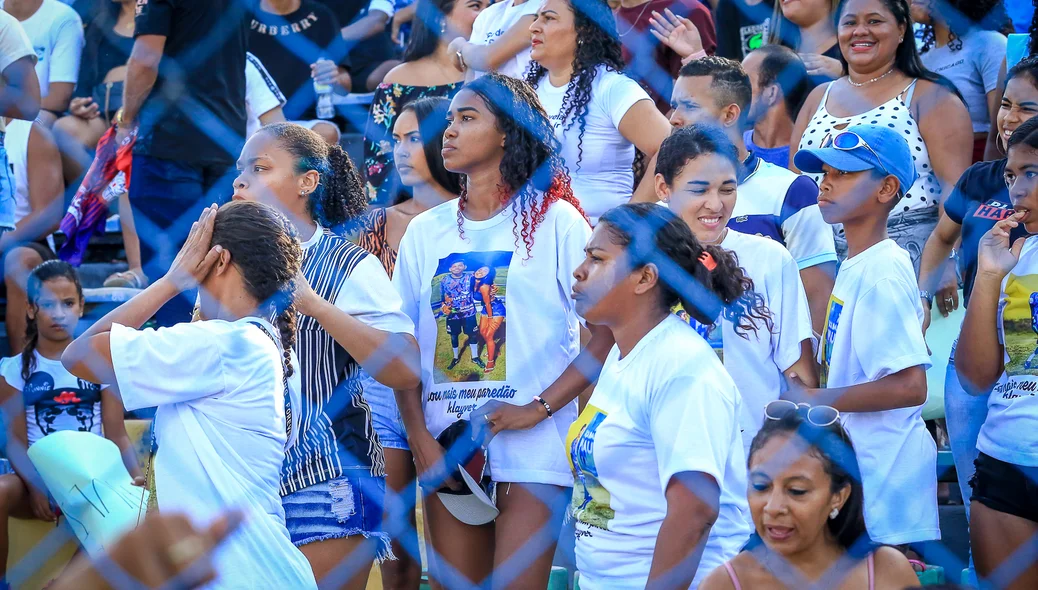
[[566, 404, 614, 530], [673, 304, 723, 361], [1000, 273, 1038, 377]]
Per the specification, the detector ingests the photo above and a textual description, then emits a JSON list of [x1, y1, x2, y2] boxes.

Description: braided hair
[[259, 123, 367, 233], [22, 261, 84, 382], [458, 73, 587, 257], [525, 0, 624, 171], [210, 201, 304, 377], [918, 0, 1006, 53]]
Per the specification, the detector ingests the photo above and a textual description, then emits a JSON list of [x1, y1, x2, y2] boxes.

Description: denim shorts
[[361, 372, 409, 451], [282, 471, 394, 560]]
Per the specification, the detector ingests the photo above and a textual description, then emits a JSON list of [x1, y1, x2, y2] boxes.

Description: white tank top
[[797, 80, 940, 274], [3, 118, 31, 225]]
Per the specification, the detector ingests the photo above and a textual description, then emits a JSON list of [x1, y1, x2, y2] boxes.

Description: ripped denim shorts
[[282, 471, 394, 560]]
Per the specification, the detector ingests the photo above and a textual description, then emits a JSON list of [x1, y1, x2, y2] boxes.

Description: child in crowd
[[792, 124, 939, 547], [0, 260, 144, 584]]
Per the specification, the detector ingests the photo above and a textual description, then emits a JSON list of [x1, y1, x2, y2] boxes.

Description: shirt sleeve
[[0, 13, 36, 73], [600, 71, 652, 129], [851, 278, 932, 382], [367, 0, 395, 18], [391, 224, 424, 328], [942, 170, 971, 225], [48, 10, 84, 84], [0, 356, 24, 391], [647, 374, 738, 494], [110, 322, 227, 411], [978, 32, 1008, 94], [333, 254, 416, 336], [770, 250, 814, 371], [245, 52, 286, 119], [134, 0, 174, 37], [779, 175, 838, 269]]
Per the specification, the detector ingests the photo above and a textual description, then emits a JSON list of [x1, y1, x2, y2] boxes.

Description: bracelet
[[919, 289, 934, 306], [533, 395, 553, 417], [680, 49, 708, 66]]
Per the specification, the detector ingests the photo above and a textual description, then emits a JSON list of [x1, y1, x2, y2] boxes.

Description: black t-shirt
[[249, 1, 348, 121], [74, 18, 135, 99], [314, 0, 398, 82], [133, 0, 249, 165], [944, 159, 1029, 306], [714, 0, 775, 61]]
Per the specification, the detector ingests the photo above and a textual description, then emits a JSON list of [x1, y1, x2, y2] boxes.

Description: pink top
[[723, 553, 875, 590]]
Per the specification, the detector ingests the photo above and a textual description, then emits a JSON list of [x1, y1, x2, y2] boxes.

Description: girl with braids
[[912, 0, 1008, 162], [0, 261, 144, 583], [393, 72, 612, 588], [654, 125, 815, 455], [559, 202, 764, 588], [61, 201, 317, 589], [525, 0, 671, 223], [232, 123, 419, 588]]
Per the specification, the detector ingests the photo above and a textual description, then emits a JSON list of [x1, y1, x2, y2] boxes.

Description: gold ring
[[167, 537, 205, 567]]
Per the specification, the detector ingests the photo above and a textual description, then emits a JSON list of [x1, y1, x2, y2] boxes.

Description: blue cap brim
[[793, 147, 876, 175]]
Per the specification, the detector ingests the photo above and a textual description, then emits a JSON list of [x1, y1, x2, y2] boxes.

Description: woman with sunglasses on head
[[525, 0, 672, 223], [553, 202, 769, 588], [356, 96, 461, 590], [701, 403, 920, 590], [392, 73, 611, 589], [790, 0, 973, 275], [915, 56, 1038, 585], [957, 116, 1038, 590]]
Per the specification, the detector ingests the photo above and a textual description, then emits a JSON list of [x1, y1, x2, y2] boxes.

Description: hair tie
[[698, 251, 717, 272]]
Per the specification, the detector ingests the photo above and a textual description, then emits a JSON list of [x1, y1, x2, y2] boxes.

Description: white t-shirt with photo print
[[468, 0, 540, 79], [982, 235, 1038, 467], [393, 196, 591, 487], [534, 65, 651, 224], [819, 238, 938, 545], [568, 315, 751, 589], [0, 351, 103, 446]]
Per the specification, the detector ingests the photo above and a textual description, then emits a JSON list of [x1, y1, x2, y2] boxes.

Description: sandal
[[484, 360, 495, 374], [103, 268, 149, 289]]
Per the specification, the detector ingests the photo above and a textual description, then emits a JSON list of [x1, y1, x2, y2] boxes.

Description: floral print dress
[[363, 81, 462, 205]]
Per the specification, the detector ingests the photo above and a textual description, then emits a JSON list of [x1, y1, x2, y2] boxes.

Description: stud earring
[[829, 508, 839, 520], [899, 36, 904, 43]]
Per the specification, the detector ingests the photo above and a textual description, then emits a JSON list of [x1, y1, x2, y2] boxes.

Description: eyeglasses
[[764, 400, 840, 427], [821, 131, 889, 176]]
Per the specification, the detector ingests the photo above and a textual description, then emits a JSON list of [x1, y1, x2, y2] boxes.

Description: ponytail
[[21, 321, 39, 383], [275, 298, 297, 378], [693, 244, 772, 338]]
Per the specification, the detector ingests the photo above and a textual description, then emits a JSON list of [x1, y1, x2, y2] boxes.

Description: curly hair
[[917, 0, 1006, 53], [210, 201, 304, 378], [259, 123, 367, 233], [598, 203, 772, 337], [23, 261, 84, 382], [458, 73, 587, 257], [525, 0, 624, 171]]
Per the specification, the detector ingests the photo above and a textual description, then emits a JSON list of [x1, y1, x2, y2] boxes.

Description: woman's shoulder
[[871, 545, 921, 585]]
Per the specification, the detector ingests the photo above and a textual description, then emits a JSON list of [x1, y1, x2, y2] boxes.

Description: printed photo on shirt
[[24, 372, 102, 438], [1001, 273, 1038, 377], [568, 405, 615, 531], [820, 295, 844, 388], [430, 251, 511, 383], [673, 304, 723, 361]]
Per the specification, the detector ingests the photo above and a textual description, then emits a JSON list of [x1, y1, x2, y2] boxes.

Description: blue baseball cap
[[793, 124, 919, 198]]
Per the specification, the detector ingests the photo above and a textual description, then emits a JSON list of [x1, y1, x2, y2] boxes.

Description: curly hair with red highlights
[[458, 73, 587, 257]]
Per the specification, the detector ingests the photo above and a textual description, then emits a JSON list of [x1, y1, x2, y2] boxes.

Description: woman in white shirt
[[655, 124, 817, 453], [525, 0, 671, 222], [561, 202, 767, 588], [60, 201, 317, 590], [958, 116, 1038, 590], [393, 72, 612, 588]]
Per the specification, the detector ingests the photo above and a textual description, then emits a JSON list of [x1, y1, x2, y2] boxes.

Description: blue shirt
[[743, 130, 791, 170]]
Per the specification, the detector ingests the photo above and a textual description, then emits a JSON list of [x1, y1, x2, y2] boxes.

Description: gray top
[[921, 29, 1007, 133]]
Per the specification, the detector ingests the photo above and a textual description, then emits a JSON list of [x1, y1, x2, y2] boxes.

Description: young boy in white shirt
[[791, 124, 939, 547]]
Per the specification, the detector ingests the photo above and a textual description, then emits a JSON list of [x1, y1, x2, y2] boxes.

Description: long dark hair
[[403, 0, 456, 62], [458, 73, 587, 256], [259, 123, 367, 233], [399, 97, 463, 202], [23, 261, 84, 382], [918, 0, 1007, 53], [837, 0, 944, 85], [525, 0, 624, 171], [749, 413, 870, 553], [597, 203, 770, 336], [655, 124, 742, 185], [210, 201, 304, 377]]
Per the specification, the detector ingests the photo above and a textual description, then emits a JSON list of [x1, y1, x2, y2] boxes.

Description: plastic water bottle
[[314, 65, 335, 120]]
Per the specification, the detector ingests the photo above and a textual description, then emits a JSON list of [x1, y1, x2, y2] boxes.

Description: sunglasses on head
[[764, 400, 840, 428], [821, 131, 890, 176]]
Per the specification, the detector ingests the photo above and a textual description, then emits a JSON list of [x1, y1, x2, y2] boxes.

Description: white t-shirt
[[111, 318, 316, 590], [6, 0, 83, 98], [568, 315, 751, 589], [245, 52, 285, 139], [393, 197, 591, 486], [819, 239, 938, 545], [3, 117, 30, 223], [468, 0, 540, 79], [0, 351, 103, 447], [733, 153, 837, 270], [981, 236, 1038, 467], [679, 230, 813, 453], [0, 10, 34, 137], [535, 66, 649, 224]]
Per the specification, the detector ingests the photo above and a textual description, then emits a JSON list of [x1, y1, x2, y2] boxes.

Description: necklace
[[847, 67, 895, 87], [614, 1, 653, 37]]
